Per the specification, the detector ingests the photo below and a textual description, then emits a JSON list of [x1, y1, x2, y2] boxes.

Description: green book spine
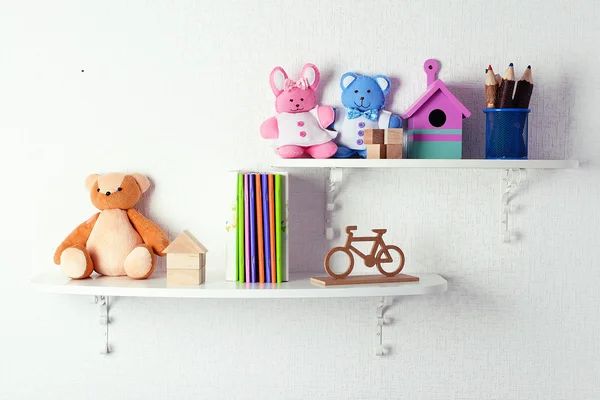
[[274, 174, 283, 283], [237, 174, 245, 282]]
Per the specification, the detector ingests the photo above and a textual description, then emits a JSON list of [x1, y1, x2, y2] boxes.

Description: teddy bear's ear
[[85, 174, 99, 192], [269, 66, 288, 96], [374, 75, 391, 96], [340, 72, 358, 90], [300, 63, 320, 91], [131, 173, 150, 193]]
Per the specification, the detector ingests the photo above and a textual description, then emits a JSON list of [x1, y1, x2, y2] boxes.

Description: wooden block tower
[[364, 128, 404, 159], [165, 230, 208, 285]]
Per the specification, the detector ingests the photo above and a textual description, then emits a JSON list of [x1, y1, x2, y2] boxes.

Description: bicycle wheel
[[324, 247, 354, 279], [375, 245, 405, 277]]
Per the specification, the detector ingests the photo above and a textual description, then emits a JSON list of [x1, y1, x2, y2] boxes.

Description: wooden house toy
[[401, 59, 471, 159], [165, 230, 208, 285]]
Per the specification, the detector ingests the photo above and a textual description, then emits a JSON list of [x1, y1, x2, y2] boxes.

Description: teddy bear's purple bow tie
[[347, 107, 379, 121]]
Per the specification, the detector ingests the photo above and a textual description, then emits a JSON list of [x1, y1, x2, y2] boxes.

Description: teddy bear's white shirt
[[334, 109, 391, 150]]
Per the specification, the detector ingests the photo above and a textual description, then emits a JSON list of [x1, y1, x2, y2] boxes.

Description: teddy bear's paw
[[60, 246, 93, 279], [124, 245, 155, 280]]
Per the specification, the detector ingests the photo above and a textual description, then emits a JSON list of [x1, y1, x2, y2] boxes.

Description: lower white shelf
[[31, 270, 447, 299]]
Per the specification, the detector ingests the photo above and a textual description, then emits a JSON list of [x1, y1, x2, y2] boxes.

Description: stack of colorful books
[[233, 173, 287, 283]]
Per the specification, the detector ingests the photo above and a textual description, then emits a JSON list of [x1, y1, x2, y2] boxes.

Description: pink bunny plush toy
[[260, 63, 338, 158]]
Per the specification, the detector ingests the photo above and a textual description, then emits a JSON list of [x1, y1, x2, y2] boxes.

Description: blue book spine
[[261, 174, 271, 283], [248, 174, 257, 283]]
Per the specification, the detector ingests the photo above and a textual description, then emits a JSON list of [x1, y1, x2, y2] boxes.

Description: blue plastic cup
[[484, 108, 530, 159]]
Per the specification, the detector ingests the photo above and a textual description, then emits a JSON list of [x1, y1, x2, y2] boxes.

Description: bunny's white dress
[[274, 107, 337, 147]]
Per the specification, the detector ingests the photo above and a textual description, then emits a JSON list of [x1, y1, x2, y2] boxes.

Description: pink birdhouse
[[401, 59, 471, 159]]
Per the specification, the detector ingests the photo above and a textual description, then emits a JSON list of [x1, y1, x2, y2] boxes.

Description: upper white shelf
[[271, 159, 579, 169], [30, 270, 447, 299]]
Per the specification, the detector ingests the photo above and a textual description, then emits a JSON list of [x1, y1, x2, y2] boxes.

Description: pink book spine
[[244, 174, 250, 282]]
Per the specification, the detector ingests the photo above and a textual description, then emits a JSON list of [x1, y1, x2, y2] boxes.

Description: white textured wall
[[1, 0, 599, 399]]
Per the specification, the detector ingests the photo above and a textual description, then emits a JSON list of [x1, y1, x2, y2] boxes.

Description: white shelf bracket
[[375, 296, 391, 356], [95, 295, 110, 355], [326, 167, 342, 240], [500, 168, 527, 243]]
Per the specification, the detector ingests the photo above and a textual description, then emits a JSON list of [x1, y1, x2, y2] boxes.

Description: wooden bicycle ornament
[[311, 226, 419, 287]]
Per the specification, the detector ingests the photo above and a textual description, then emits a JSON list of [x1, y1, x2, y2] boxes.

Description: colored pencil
[[495, 73, 502, 86], [268, 174, 276, 284], [494, 73, 502, 105], [255, 174, 265, 283], [236, 174, 244, 282], [261, 175, 271, 283], [485, 66, 498, 109], [244, 174, 250, 283], [274, 174, 283, 283], [248, 175, 257, 283], [497, 63, 516, 108], [513, 65, 534, 108]]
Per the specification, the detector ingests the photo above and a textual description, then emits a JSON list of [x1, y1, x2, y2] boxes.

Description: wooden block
[[366, 144, 386, 159], [364, 129, 384, 144], [386, 144, 403, 159], [310, 273, 419, 286], [167, 253, 202, 270], [167, 268, 205, 285], [384, 128, 403, 144], [164, 230, 208, 254]]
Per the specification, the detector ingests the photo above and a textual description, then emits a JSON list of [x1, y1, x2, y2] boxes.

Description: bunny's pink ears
[[269, 63, 320, 96]]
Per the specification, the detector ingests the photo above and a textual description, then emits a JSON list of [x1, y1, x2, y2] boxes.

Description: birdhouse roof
[[401, 80, 471, 120], [164, 230, 208, 254]]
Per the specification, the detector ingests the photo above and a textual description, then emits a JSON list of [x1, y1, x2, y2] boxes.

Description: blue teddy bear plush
[[333, 73, 402, 158]]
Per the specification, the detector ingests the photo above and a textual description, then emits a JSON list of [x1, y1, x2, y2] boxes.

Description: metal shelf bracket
[[95, 295, 110, 355], [326, 167, 343, 240], [375, 296, 390, 356], [501, 168, 527, 243]]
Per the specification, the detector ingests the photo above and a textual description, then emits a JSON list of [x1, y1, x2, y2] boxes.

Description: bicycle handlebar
[[346, 226, 358, 234]]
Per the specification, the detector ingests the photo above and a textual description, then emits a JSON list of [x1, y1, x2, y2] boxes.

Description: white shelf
[[271, 159, 579, 169], [31, 270, 447, 299]]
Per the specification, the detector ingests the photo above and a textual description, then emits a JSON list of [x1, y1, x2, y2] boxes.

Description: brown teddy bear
[[54, 172, 170, 280]]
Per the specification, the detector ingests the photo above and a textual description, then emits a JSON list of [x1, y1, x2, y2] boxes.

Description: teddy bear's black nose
[[360, 97, 365, 100], [296, 104, 300, 107], [105, 191, 111, 196]]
